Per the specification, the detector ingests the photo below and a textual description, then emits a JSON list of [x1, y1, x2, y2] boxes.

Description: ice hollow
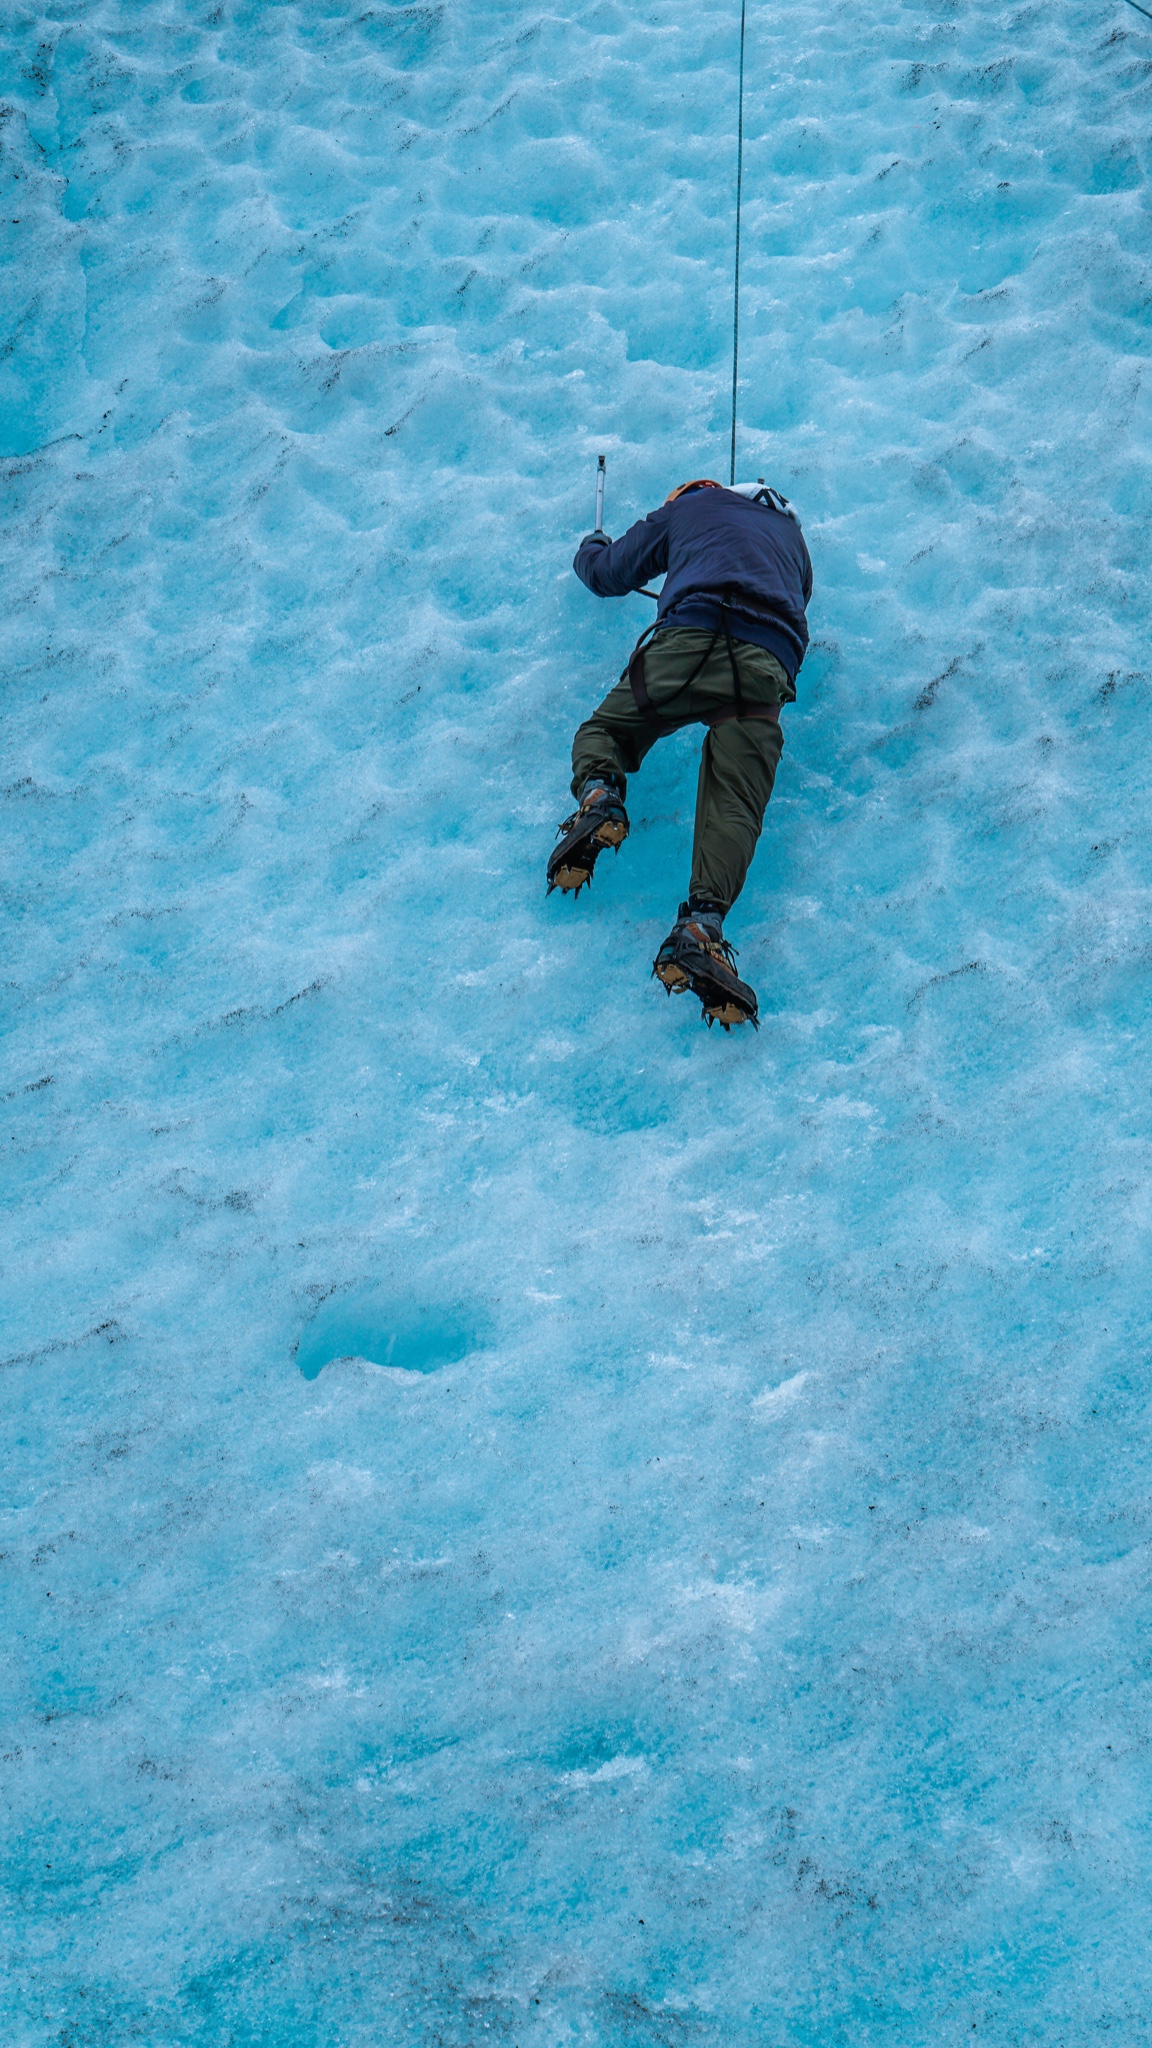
[[295, 1291, 480, 1381]]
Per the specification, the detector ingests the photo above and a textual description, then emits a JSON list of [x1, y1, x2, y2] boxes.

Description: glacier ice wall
[[3, 0, 1152, 2040]]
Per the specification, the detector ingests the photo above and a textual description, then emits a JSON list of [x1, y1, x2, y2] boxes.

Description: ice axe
[[590, 455, 662, 601]]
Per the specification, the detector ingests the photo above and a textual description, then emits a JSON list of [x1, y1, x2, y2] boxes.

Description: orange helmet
[[664, 478, 722, 503]]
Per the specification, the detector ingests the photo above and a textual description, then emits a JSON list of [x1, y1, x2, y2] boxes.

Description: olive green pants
[[570, 628, 790, 913]]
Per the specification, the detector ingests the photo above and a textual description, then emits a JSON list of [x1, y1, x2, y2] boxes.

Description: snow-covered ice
[[3, 0, 1152, 2038]]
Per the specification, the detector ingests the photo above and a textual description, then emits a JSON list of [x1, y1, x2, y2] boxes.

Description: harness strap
[[705, 702, 780, 728], [626, 588, 751, 730], [629, 628, 717, 731], [625, 620, 662, 717], [720, 593, 745, 716]]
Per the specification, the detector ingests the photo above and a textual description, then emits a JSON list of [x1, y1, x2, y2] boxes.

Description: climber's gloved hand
[[579, 531, 611, 548]]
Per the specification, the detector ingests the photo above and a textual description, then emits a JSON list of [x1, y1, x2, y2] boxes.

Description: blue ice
[[3, 0, 1152, 2040], [295, 1290, 482, 1381]]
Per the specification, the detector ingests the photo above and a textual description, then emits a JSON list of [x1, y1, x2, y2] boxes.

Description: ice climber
[[548, 477, 813, 1030]]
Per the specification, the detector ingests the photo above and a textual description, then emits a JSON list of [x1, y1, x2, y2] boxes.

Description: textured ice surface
[[3, 0, 1152, 2039]]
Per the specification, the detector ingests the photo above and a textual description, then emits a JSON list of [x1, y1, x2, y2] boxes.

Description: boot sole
[[704, 1000, 752, 1029], [551, 864, 591, 893]]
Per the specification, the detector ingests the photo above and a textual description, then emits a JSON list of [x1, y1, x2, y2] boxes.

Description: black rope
[[729, 0, 747, 487], [1123, 0, 1152, 19]]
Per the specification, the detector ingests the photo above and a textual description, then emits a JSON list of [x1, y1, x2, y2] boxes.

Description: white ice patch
[[752, 1369, 811, 1411], [561, 1755, 651, 1789]]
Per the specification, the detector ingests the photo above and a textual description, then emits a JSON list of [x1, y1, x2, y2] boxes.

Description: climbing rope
[[727, 0, 1152, 474], [729, 0, 748, 486], [598, 2, 751, 510]]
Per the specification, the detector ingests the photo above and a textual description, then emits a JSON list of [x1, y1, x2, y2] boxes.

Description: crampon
[[653, 906, 759, 1030], [547, 779, 630, 896]]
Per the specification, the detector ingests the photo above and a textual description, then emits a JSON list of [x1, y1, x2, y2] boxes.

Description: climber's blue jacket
[[573, 482, 813, 683]]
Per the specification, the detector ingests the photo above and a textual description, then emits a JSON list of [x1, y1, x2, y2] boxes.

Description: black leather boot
[[653, 902, 758, 1030], [547, 776, 630, 896]]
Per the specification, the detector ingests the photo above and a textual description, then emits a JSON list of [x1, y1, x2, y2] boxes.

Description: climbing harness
[[625, 591, 783, 733]]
